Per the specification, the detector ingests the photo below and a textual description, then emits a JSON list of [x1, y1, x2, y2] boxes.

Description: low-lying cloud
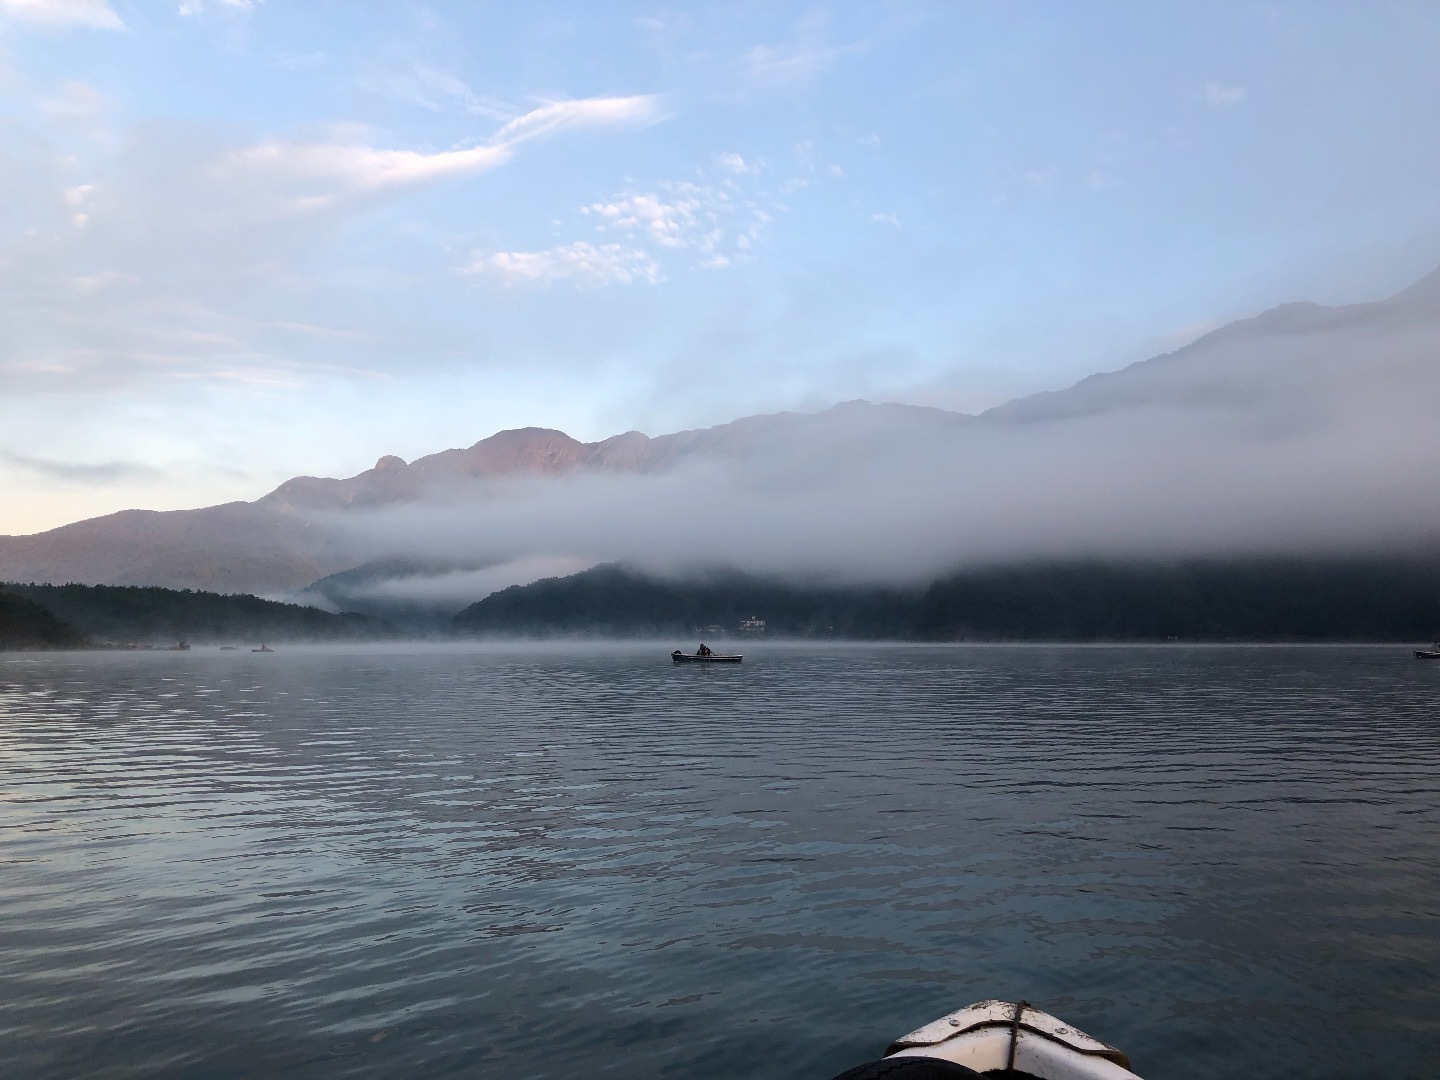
[[305, 556, 595, 614], [323, 299, 1440, 602], [5, 276, 1438, 604]]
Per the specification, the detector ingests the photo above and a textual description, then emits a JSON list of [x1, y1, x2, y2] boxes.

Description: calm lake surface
[[1, 643, 1437, 1080]]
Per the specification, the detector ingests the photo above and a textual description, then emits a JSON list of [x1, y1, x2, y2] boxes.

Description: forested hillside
[[454, 564, 918, 638], [0, 590, 89, 650], [454, 558, 1440, 642], [3, 583, 389, 645]]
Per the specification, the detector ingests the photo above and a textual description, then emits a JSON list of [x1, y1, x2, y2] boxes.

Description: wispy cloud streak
[[1, 449, 161, 485], [0, 0, 122, 30], [467, 241, 662, 288]]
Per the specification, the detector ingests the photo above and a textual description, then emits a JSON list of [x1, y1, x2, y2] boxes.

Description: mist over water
[[2, 643, 1438, 1079]]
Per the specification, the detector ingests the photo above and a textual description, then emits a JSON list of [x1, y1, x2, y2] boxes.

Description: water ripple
[[1, 644, 1438, 1079]]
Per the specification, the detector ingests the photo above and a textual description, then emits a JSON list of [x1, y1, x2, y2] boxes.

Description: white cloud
[[561, 157, 787, 278], [0, 0, 122, 29], [319, 556, 597, 611], [586, 184, 721, 250], [0, 92, 668, 395], [466, 241, 662, 288], [146, 94, 661, 219], [491, 94, 664, 146], [465, 153, 787, 291], [872, 212, 900, 228], [718, 152, 756, 175], [1204, 83, 1248, 108], [221, 138, 514, 209]]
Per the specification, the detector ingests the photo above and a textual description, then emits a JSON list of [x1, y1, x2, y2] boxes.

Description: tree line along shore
[[4, 554, 1440, 650], [0, 583, 388, 650]]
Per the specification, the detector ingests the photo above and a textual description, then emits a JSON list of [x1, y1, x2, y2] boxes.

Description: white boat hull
[[833, 1000, 1142, 1080], [890, 1026, 1139, 1079]]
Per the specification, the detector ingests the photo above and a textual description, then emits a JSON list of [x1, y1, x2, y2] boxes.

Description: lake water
[[1, 643, 1437, 1080]]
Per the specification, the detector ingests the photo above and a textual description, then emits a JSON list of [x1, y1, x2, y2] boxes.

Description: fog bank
[[331, 297, 1440, 603]]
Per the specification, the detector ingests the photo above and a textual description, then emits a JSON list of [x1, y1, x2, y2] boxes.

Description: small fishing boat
[[671, 650, 742, 664], [252, 644, 274, 653], [829, 1000, 1141, 1080], [1415, 645, 1440, 660]]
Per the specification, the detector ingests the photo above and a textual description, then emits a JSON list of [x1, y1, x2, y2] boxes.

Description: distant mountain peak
[[980, 257, 1440, 426], [469, 426, 578, 450]]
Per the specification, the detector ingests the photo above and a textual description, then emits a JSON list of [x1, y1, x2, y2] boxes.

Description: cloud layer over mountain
[[339, 310, 1440, 597], [8, 265, 1437, 613]]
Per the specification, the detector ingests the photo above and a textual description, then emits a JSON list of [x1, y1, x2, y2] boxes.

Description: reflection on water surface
[[1, 643, 1438, 1079]]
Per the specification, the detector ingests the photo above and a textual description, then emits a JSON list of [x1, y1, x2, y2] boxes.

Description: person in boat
[[697, 643, 712, 656]]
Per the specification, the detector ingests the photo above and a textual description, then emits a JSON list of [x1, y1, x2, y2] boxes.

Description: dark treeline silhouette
[[916, 558, 1440, 640], [454, 564, 919, 638], [454, 557, 1440, 641], [2, 583, 389, 645], [7, 554, 1440, 648], [0, 590, 90, 650]]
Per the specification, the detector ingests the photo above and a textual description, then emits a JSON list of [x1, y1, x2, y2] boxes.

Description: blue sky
[[3, 0, 1440, 533]]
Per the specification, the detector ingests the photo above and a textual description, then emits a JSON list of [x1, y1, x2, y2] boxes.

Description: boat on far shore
[[672, 649, 742, 664], [252, 644, 274, 653]]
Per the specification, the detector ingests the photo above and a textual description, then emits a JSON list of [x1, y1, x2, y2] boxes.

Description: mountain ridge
[[4, 261, 1439, 597], [0, 402, 964, 592], [981, 260, 1440, 425], [256, 400, 968, 515]]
